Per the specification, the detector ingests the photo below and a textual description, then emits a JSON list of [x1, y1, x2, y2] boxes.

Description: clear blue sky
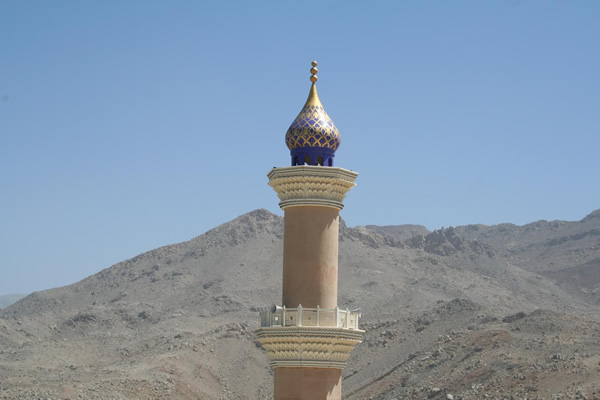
[[1, 1, 599, 295]]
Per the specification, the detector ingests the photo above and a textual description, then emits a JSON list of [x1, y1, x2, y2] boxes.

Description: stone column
[[274, 368, 342, 400], [256, 165, 362, 400], [282, 205, 339, 309]]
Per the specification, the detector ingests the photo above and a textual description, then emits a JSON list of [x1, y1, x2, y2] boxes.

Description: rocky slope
[[0, 294, 26, 309], [1, 209, 599, 399]]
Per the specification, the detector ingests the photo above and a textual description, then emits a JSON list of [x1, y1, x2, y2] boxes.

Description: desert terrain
[[1, 209, 599, 399]]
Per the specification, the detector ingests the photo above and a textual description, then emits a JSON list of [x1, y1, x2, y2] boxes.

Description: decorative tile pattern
[[285, 104, 341, 151]]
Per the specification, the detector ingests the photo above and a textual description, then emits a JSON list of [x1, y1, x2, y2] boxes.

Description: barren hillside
[[1, 209, 599, 399]]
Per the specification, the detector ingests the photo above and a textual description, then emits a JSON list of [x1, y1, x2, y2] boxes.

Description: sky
[[1, 1, 599, 295]]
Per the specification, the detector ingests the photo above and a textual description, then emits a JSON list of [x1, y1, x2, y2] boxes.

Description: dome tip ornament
[[310, 61, 318, 83]]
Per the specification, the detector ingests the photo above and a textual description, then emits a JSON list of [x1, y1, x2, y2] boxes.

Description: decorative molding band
[[267, 166, 358, 210], [256, 326, 364, 369]]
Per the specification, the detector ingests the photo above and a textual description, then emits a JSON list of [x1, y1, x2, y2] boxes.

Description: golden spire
[[285, 61, 341, 166], [305, 61, 323, 107], [310, 61, 318, 82]]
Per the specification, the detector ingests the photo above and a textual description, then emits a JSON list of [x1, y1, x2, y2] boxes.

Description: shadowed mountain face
[[1, 209, 599, 399]]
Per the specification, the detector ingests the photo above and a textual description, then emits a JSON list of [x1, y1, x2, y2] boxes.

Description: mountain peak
[[582, 209, 600, 222], [188, 209, 283, 250]]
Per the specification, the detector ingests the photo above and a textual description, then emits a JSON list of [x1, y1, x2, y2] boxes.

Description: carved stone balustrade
[[260, 305, 361, 330], [256, 305, 364, 369]]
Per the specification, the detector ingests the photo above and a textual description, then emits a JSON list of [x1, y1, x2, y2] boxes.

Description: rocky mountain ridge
[[1, 208, 599, 399], [0, 294, 26, 309]]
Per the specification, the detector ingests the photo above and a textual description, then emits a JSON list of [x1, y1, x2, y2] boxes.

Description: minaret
[[257, 62, 363, 400]]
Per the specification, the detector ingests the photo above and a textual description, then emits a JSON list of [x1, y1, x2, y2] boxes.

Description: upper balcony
[[259, 305, 361, 331]]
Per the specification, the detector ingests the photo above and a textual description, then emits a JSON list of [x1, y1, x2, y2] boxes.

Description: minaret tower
[[257, 62, 363, 400]]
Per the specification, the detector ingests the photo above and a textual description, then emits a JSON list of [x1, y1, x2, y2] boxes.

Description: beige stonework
[[260, 163, 363, 400], [283, 206, 339, 309], [268, 166, 358, 210], [256, 326, 363, 369], [274, 368, 342, 400]]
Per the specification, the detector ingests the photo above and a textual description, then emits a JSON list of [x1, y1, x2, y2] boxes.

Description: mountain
[[1, 209, 599, 399], [0, 294, 27, 309]]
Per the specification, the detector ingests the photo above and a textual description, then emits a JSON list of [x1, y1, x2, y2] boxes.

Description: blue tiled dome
[[285, 62, 340, 167]]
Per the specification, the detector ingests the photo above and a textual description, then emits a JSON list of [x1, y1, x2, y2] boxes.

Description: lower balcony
[[259, 305, 361, 330], [256, 305, 364, 369]]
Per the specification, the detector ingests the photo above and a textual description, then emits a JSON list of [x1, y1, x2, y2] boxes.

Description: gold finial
[[310, 61, 318, 83], [285, 60, 341, 161]]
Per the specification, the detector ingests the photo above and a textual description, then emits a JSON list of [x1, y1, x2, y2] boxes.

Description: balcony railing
[[259, 305, 361, 330]]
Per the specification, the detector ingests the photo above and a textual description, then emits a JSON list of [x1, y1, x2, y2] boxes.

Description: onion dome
[[285, 61, 341, 167]]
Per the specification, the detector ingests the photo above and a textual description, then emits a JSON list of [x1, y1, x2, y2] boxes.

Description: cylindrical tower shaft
[[283, 206, 339, 309], [275, 368, 341, 400]]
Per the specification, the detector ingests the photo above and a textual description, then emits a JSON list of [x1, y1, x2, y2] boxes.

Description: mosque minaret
[[256, 62, 363, 400]]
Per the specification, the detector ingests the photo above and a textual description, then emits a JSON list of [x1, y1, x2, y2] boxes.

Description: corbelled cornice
[[256, 326, 364, 369], [267, 166, 358, 210]]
